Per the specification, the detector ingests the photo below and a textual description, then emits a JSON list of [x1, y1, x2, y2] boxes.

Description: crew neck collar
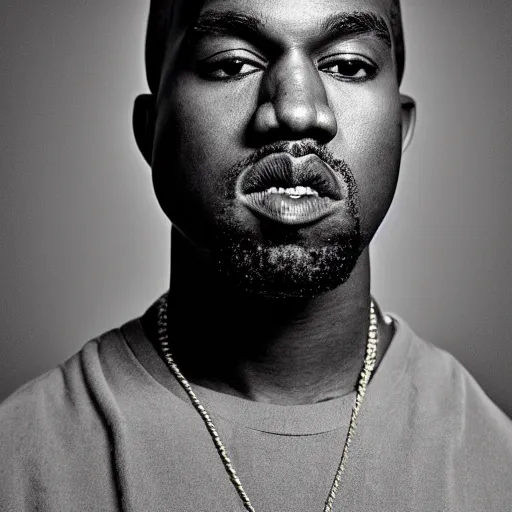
[[120, 302, 413, 436]]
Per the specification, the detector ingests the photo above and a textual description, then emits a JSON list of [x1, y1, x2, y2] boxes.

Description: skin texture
[[134, 0, 416, 404]]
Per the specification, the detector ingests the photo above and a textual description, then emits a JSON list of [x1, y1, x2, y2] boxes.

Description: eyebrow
[[321, 12, 392, 47], [191, 10, 391, 47], [192, 11, 264, 39]]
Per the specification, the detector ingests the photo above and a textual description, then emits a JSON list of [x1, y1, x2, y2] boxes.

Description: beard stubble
[[209, 140, 363, 298]]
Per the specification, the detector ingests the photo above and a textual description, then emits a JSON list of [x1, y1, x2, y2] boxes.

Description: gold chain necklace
[[156, 293, 378, 512]]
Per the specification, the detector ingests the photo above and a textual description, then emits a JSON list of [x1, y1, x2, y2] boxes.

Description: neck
[[164, 228, 394, 405]]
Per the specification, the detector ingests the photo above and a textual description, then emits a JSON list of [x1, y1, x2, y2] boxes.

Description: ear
[[400, 94, 416, 153], [133, 94, 156, 167]]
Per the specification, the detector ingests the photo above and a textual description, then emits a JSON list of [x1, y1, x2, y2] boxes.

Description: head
[[134, 0, 416, 298]]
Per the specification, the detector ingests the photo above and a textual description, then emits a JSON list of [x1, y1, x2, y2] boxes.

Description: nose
[[251, 50, 337, 144]]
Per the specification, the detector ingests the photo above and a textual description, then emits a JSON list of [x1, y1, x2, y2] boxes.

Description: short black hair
[[145, 0, 405, 94]]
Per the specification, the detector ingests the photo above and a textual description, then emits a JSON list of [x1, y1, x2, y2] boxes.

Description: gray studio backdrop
[[1, 1, 511, 414]]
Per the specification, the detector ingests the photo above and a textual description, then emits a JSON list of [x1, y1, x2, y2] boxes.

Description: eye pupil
[[222, 59, 244, 76], [338, 61, 360, 76]]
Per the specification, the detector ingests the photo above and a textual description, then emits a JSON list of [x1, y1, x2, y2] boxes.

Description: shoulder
[[0, 327, 127, 509], [0, 323, 135, 431], [0, 332, 107, 453], [406, 325, 511, 428], [392, 314, 512, 466]]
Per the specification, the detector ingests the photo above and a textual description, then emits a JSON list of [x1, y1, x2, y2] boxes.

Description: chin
[[212, 220, 363, 299]]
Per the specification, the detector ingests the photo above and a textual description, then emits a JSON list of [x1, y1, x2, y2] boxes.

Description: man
[[1, 0, 511, 510]]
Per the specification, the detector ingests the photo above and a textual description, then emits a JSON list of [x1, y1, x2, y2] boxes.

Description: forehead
[[197, 0, 393, 33]]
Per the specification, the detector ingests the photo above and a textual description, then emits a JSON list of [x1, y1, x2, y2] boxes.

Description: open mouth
[[236, 153, 345, 225]]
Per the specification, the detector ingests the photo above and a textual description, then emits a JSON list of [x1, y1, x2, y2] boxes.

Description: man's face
[[151, 0, 408, 297]]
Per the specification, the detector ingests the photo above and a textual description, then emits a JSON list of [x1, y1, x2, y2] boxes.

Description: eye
[[199, 57, 263, 80], [319, 57, 377, 81]]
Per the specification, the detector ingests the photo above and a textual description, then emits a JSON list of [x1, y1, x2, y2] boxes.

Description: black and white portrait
[[1, 1, 511, 510]]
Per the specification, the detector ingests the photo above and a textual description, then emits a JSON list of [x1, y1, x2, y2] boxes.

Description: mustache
[[243, 140, 340, 170]]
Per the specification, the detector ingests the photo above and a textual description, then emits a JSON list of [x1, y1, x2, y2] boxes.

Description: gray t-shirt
[[1, 307, 511, 511]]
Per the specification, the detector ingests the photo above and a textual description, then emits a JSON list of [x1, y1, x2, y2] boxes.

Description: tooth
[[296, 186, 306, 195], [278, 187, 285, 194], [269, 187, 278, 194]]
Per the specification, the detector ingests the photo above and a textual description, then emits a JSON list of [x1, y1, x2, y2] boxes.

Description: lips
[[236, 153, 345, 225]]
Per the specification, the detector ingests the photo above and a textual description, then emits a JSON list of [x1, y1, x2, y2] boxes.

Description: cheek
[[169, 75, 255, 176], [152, 76, 257, 235], [329, 85, 403, 238]]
